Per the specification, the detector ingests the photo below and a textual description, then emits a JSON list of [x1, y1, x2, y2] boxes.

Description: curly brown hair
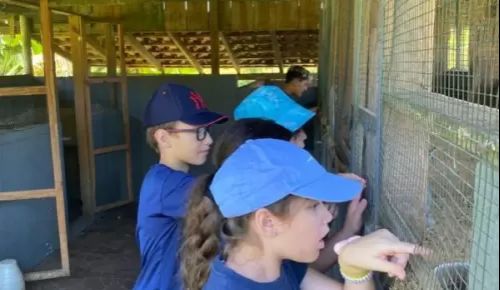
[[181, 175, 296, 290]]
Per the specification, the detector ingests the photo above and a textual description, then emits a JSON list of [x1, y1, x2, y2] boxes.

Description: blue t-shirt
[[203, 257, 308, 290], [134, 164, 195, 290]]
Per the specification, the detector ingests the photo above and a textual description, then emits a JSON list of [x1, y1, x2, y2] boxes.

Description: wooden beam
[[20, 15, 33, 75], [0, 188, 55, 202], [69, 14, 95, 216], [2, 0, 73, 16], [219, 32, 240, 74], [271, 31, 284, 74], [40, 0, 70, 278], [124, 34, 163, 71], [168, 32, 203, 74], [93, 144, 128, 155], [8, 14, 16, 34], [0, 6, 35, 16], [105, 24, 117, 76], [117, 23, 135, 206], [25, 269, 69, 282], [236, 73, 285, 80], [86, 76, 122, 84], [0, 86, 46, 97], [86, 36, 106, 58], [50, 0, 162, 5], [210, 0, 219, 75]]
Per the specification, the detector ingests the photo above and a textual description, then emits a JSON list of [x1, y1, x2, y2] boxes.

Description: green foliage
[[0, 35, 24, 75]]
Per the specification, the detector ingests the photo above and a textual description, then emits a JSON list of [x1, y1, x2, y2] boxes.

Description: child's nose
[[204, 132, 213, 146], [321, 203, 334, 224]]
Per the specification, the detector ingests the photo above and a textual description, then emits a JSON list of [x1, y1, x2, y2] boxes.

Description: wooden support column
[[39, 0, 70, 277], [105, 24, 118, 107], [8, 15, 16, 35], [271, 31, 284, 74], [69, 15, 95, 216], [117, 24, 134, 208], [20, 15, 33, 75], [210, 0, 220, 75], [105, 24, 117, 76]]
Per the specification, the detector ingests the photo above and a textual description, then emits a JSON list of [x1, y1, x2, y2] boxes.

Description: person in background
[[282, 65, 313, 100]]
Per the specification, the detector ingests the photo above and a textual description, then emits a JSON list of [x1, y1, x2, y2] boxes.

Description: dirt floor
[[27, 204, 140, 290]]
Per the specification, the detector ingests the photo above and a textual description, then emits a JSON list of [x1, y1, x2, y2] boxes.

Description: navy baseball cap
[[210, 139, 363, 218], [234, 86, 315, 132], [143, 83, 228, 127]]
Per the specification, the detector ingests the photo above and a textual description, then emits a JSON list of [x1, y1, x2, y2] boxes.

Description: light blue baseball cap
[[210, 139, 363, 218], [234, 86, 315, 132]]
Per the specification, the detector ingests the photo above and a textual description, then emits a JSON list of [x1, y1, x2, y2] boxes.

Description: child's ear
[[155, 129, 172, 148], [254, 209, 284, 237]]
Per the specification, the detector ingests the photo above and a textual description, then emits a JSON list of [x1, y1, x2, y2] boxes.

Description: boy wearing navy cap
[[134, 83, 227, 290]]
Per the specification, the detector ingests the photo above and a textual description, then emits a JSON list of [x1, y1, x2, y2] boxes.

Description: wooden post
[[40, 0, 70, 276], [271, 31, 284, 74], [210, 0, 220, 75], [8, 15, 16, 35], [105, 24, 118, 107], [69, 15, 95, 216], [20, 15, 33, 75], [118, 24, 134, 206], [105, 24, 117, 76]]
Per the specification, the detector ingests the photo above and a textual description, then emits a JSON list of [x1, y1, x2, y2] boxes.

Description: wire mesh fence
[[327, 0, 500, 289]]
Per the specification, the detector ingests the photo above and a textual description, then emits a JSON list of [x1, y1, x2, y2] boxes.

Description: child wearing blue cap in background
[[182, 139, 425, 290], [234, 85, 314, 149], [134, 83, 227, 290]]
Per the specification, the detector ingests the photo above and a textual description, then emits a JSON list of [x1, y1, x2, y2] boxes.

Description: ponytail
[[181, 173, 297, 290], [181, 174, 223, 290]]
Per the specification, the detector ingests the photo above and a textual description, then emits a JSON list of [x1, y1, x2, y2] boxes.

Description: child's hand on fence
[[342, 193, 368, 236], [334, 229, 430, 280]]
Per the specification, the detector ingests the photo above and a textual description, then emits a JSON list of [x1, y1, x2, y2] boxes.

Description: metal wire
[[346, 0, 499, 289]]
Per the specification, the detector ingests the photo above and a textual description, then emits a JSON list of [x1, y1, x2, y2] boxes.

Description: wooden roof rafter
[[167, 32, 204, 74], [219, 32, 240, 74], [85, 36, 106, 59], [124, 34, 163, 72]]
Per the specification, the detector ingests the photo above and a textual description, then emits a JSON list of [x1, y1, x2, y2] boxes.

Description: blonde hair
[[145, 122, 176, 153]]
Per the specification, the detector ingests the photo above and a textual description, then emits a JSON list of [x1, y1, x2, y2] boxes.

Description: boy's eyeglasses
[[166, 126, 210, 141]]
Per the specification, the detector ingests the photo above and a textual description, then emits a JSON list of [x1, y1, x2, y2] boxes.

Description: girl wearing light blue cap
[[211, 118, 368, 273], [181, 139, 426, 290]]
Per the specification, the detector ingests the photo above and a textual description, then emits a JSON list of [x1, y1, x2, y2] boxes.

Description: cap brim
[[234, 86, 316, 132], [181, 111, 228, 126], [293, 172, 363, 203], [276, 106, 315, 132]]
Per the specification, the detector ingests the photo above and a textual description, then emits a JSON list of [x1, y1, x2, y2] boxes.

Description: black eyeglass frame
[[165, 126, 211, 141]]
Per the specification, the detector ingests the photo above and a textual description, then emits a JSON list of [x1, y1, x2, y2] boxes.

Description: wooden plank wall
[[165, 0, 320, 32]]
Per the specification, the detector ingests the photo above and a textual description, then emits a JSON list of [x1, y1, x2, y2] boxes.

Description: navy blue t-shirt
[[203, 257, 308, 290], [134, 164, 195, 290]]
